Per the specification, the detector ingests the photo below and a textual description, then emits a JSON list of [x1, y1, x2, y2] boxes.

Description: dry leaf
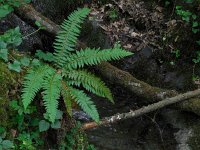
[[131, 32, 139, 37]]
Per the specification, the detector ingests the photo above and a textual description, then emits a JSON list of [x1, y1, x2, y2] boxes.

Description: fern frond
[[65, 69, 113, 103], [53, 8, 90, 68], [42, 69, 62, 123], [22, 65, 52, 109], [63, 47, 133, 70], [61, 85, 73, 116], [68, 87, 99, 122]]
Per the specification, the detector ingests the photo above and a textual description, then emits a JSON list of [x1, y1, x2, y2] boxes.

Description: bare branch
[[82, 89, 200, 130]]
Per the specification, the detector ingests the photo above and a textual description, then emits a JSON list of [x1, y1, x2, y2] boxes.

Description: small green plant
[[59, 122, 95, 150], [176, 6, 199, 33], [176, 6, 192, 22], [0, 0, 31, 19], [10, 100, 36, 116], [192, 51, 200, 64], [163, 0, 171, 7], [10, 100, 44, 149], [0, 127, 14, 150], [16, 131, 42, 150], [38, 110, 63, 132], [0, 137, 14, 150], [0, 27, 32, 72], [171, 49, 180, 59], [107, 8, 118, 21], [21, 8, 133, 123]]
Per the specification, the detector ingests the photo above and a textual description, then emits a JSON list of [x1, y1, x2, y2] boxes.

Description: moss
[[0, 60, 19, 127]]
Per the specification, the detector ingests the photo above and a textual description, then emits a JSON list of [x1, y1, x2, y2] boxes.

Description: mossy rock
[[0, 60, 20, 127]]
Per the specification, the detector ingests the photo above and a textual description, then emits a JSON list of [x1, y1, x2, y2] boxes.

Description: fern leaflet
[[68, 87, 99, 122], [53, 8, 90, 68], [22, 65, 52, 109], [65, 69, 113, 102], [63, 47, 133, 70], [42, 69, 62, 122]]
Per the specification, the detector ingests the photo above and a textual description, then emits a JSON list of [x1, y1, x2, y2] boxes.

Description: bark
[[15, 4, 200, 116], [15, 4, 60, 35], [82, 89, 200, 130]]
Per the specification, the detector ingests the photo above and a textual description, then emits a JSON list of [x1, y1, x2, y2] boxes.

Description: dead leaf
[[131, 32, 139, 37], [123, 44, 132, 49], [156, 6, 163, 12], [10, 129, 17, 138]]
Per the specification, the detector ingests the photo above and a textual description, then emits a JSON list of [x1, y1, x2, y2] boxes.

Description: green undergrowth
[[0, 0, 133, 148], [0, 59, 20, 127]]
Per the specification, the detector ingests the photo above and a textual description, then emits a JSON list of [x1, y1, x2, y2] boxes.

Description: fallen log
[[15, 4, 200, 116], [82, 89, 200, 130]]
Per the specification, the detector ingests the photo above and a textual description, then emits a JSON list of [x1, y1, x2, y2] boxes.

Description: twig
[[170, 0, 177, 18], [22, 28, 41, 39]]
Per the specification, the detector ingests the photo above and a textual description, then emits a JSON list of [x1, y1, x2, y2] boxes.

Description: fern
[[68, 87, 99, 122], [21, 8, 133, 123], [63, 47, 132, 70], [65, 69, 113, 102], [53, 8, 90, 68], [42, 69, 62, 122], [22, 65, 52, 109]]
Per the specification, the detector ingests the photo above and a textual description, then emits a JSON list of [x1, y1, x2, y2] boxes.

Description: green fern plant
[[21, 8, 133, 123]]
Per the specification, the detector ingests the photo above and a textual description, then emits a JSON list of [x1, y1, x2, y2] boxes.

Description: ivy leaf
[[192, 28, 199, 34], [0, 41, 7, 49], [192, 15, 197, 19], [35, 21, 41, 28], [0, 5, 13, 19], [20, 57, 30, 67], [0, 27, 22, 48], [2, 140, 14, 149], [192, 22, 198, 28], [39, 120, 50, 132], [182, 16, 190, 22], [55, 110, 63, 120], [35, 50, 54, 62], [35, 21, 46, 29], [196, 40, 200, 45], [10, 27, 22, 47], [9, 100, 20, 111], [30, 118, 40, 127], [0, 49, 8, 62], [43, 112, 50, 121], [51, 120, 61, 129], [8, 60, 21, 72], [31, 58, 41, 66]]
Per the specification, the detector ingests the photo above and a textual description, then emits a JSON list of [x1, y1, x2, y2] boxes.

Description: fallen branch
[[15, 4, 200, 116], [14, 4, 86, 48], [82, 89, 200, 130], [15, 4, 59, 35]]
